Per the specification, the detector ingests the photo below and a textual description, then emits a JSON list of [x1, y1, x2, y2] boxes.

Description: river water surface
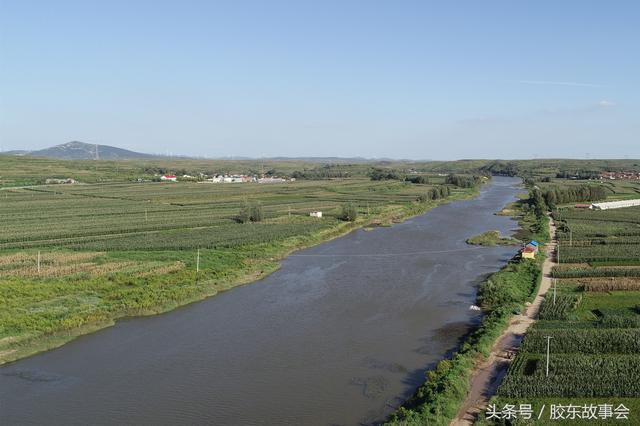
[[0, 176, 522, 425]]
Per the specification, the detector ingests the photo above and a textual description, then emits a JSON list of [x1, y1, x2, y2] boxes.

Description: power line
[[289, 246, 485, 258]]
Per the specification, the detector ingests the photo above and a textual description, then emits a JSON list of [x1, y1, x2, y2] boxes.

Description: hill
[[13, 141, 155, 160]]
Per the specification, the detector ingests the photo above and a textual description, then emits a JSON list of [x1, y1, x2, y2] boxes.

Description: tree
[[339, 202, 358, 221], [530, 188, 547, 216], [445, 174, 481, 188], [406, 175, 428, 184], [237, 201, 263, 223], [369, 168, 404, 181]]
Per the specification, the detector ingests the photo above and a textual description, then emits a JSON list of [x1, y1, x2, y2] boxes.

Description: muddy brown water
[[0, 176, 522, 425]]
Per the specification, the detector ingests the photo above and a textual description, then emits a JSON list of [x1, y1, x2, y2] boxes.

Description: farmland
[[4, 155, 640, 424], [484, 178, 640, 424], [0, 156, 482, 364]]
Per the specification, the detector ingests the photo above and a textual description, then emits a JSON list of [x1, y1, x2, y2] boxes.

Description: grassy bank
[[0, 180, 479, 365], [386, 193, 548, 426]]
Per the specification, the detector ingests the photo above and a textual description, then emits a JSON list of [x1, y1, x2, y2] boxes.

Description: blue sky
[[1, 1, 638, 159]]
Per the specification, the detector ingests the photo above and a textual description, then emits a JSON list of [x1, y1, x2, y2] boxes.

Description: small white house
[[310, 211, 323, 218], [204, 176, 223, 183], [258, 177, 287, 184], [160, 175, 177, 182]]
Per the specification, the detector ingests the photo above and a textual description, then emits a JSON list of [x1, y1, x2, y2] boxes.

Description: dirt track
[[451, 216, 557, 425]]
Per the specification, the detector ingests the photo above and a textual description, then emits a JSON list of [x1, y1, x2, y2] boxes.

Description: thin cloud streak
[[519, 80, 604, 88]]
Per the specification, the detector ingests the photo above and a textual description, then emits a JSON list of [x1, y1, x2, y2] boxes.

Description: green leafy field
[[486, 179, 640, 425]]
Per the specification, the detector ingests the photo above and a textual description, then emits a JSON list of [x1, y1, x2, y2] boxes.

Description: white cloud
[[519, 80, 604, 88], [598, 100, 616, 108]]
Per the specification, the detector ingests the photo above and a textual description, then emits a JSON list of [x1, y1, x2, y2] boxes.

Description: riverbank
[[0, 185, 480, 365], [386, 189, 549, 426], [452, 214, 556, 425]]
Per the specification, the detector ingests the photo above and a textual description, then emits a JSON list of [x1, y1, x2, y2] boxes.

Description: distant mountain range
[[2, 141, 418, 162], [4, 141, 157, 160]]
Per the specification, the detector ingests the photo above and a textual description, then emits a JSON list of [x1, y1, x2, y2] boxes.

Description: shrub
[[237, 202, 263, 223], [338, 203, 358, 222]]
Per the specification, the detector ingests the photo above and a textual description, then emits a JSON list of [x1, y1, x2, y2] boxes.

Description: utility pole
[[288, 205, 291, 218], [569, 229, 572, 247], [145, 208, 148, 222], [37, 251, 41, 274], [196, 249, 200, 273], [545, 336, 554, 377]]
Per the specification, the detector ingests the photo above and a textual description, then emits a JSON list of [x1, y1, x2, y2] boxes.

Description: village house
[[258, 177, 287, 184], [310, 211, 323, 218], [223, 175, 248, 183], [521, 240, 539, 259], [204, 175, 223, 183], [202, 174, 254, 183], [160, 175, 177, 182], [45, 178, 76, 184]]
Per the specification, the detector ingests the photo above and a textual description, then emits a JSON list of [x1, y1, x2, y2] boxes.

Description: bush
[[369, 168, 404, 181], [406, 175, 428, 184], [417, 186, 451, 203], [338, 203, 358, 221], [237, 202, 263, 223], [417, 193, 429, 203]]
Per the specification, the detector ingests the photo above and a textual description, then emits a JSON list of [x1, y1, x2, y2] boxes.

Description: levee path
[[451, 215, 557, 425]]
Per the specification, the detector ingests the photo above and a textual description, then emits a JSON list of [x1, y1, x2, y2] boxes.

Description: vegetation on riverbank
[[0, 171, 481, 365], [386, 188, 548, 425], [466, 230, 520, 247]]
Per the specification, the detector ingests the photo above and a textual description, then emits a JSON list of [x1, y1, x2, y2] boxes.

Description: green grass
[[466, 230, 520, 246]]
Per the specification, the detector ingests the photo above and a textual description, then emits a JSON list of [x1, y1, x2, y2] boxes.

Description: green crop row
[[552, 267, 640, 278], [538, 294, 581, 320], [520, 328, 640, 354], [499, 354, 640, 398]]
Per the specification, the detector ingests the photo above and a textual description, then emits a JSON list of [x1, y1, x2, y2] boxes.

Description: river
[[0, 176, 522, 425]]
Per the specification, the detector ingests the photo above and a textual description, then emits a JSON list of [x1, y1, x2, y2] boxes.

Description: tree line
[[417, 186, 451, 202], [369, 168, 483, 189], [444, 174, 481, 188], [290, 165, 351, 180], [541, 185, 607, 207]]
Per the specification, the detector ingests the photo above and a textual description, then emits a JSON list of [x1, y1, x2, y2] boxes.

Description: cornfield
[[538, 294, 581, 320], [521, 328, 640, 354]]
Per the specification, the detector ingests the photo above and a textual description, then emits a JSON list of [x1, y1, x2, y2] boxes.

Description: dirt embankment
[[451, 216, 557, 426]]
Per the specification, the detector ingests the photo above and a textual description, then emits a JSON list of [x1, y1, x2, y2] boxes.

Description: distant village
[[599, 171, 640, 180], [159, 174, 294, 184], [40, 170, 640, 187]]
